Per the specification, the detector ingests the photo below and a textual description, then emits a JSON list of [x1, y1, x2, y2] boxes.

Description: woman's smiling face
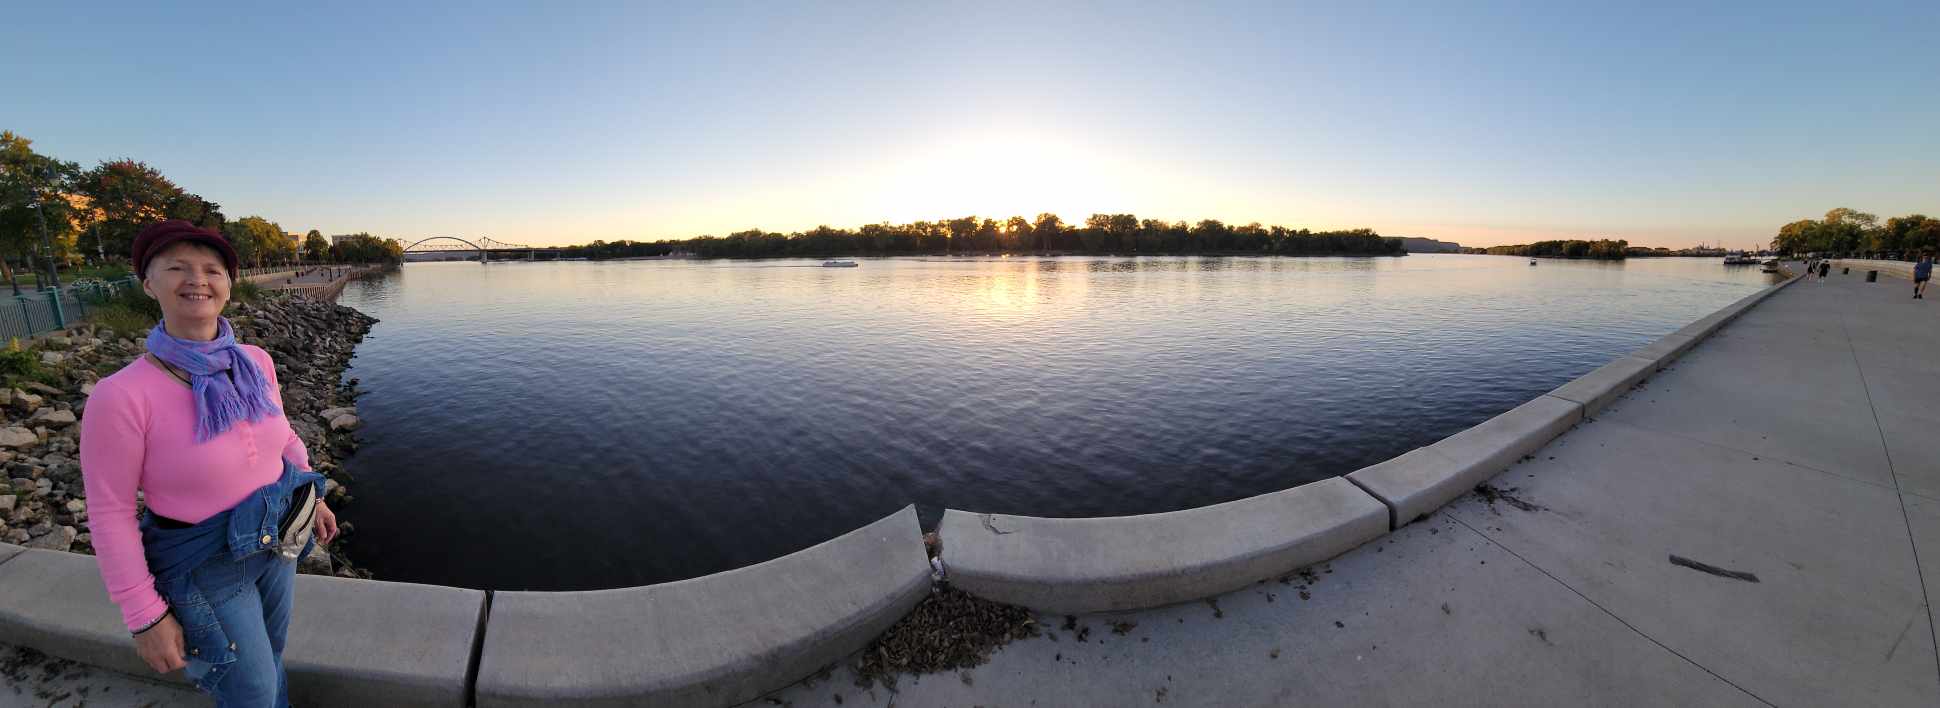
[[142, 241, 232, 325]]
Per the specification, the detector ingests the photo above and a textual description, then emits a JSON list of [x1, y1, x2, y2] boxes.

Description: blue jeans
[[180, 548, 296, 708]]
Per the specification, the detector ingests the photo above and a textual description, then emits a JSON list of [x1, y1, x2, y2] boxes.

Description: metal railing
[[0, 276, 140, 343], [0, 263, 385, 342]]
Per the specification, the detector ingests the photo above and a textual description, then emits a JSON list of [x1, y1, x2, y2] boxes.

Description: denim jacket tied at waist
[[139, 458, 323, 667]]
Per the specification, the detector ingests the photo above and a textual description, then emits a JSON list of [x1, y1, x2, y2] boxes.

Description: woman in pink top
[[80, 220, 340, 707]]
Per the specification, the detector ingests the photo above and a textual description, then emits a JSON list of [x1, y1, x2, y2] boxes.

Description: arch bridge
[[401, 236, 564, 263]]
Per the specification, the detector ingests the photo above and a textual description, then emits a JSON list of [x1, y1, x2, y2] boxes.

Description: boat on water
[[1529, 258, 1537, 266], [1760, 258, 1780, 273], [1723, 251, 1757, 265], [822, 260, 859, 268]]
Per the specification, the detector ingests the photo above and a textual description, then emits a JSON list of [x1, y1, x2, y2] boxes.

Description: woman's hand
[[134, 614, 187, 674], [315, 500, 339, 545]]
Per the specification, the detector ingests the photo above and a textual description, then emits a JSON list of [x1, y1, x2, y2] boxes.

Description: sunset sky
[[7, 1, 1935, 250]]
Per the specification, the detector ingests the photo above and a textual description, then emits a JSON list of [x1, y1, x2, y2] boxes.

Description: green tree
[[303, 230, 331, 262], [164, 193, 225, 232], [0, 131, 84, 288], [219, 216, 288, 269], [327, 233, 404, 265], [1191, 219, 1230, 252], [1772, 219, 1820, 254], [1820, 207, 1878, 255], [74, 159, 186, 263], [1885, 215, 1939, 256], [945, 216, 980, 254], [1031, 213, 1064, 251], [1003, 216, 1033, 251]]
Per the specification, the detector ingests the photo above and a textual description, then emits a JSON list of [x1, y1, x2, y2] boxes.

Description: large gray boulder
[[23, 525, 75, 552], [0, 428, 38, 449]]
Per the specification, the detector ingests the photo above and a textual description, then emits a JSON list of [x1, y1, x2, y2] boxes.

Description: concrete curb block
[[1672, 307, 1734, 341], [1547, 355, 1659, 417], [0, 546, 483, 706], [285, 574, 484, 706], [1629, 333, 1699, 368], [938, 478, 1387, 614], [474, 505, 930, 708], [1349, 395, 1582, 528], [0, 547, 209, 680], [1834, 259, 1917, 281]]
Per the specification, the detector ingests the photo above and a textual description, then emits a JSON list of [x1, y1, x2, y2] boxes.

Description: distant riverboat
[[822, 260, 860, 268]]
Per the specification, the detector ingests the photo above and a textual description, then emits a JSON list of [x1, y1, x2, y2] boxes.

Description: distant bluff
[[1391, 237, 1463, 253]]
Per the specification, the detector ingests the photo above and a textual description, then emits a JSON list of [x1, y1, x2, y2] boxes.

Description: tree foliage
[[303, 230, 331, 262], [0, 131, 84, 283], [1480, 239, 1630, 259], [72, 159, 196, 262], [559, 214, 1403, 260], [2, 129, 397, 277], [328, 233, 404, 264], [222, 216, 297, 268], [1770, 207, 1934, 257]]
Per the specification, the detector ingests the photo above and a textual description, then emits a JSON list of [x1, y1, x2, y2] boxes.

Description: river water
[[332, 254, 1778, 591]]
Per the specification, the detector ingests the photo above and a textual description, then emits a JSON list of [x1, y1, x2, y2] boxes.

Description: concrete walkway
[[742, 269, 1938, 707], [0, 644, 194, 708], [7, 269, 1935, 707]]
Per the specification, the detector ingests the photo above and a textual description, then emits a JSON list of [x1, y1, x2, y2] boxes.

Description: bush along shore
[[0, 292, 378, 579]]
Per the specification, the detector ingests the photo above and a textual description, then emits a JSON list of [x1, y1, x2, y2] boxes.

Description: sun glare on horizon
[[863, 130, 1162, 226]]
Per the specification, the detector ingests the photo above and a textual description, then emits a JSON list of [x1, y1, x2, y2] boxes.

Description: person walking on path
[[1916, 254, 1933, 299], [80, 220, 339, 708], [1819, 260, 1831, 279]]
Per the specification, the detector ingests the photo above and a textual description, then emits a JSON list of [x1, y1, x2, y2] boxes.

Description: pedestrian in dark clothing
[[1915, 255, 1933, 299]]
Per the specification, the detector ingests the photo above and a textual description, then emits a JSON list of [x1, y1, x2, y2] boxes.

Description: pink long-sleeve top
[[79, 345, 312, 631]]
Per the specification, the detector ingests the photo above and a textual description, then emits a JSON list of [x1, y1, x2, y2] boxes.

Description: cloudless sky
[[6, 1, 1936, 249]]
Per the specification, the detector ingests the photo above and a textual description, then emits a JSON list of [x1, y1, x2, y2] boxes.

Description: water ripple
[[336, 254, 1776, 590]]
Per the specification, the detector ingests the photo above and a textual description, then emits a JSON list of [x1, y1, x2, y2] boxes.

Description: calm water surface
[[334, 255, 1777, 590]]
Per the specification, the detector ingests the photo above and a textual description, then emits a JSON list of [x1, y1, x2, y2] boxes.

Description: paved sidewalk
[[748, 269, 1938, 707], [0, 644, 195, 708]]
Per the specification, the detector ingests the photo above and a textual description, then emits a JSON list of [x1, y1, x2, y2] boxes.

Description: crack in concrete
[[1887, 610, 1918, 663]]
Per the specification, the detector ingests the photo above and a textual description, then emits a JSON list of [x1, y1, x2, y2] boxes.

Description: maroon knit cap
[[131, 220, 240, 281]]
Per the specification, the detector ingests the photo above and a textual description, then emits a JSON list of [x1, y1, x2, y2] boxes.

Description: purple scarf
[[145, 318, 282, 443]]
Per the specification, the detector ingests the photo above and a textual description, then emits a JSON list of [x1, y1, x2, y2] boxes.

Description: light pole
[[27, 167, 59, 290], [25, 201, 57, 290]]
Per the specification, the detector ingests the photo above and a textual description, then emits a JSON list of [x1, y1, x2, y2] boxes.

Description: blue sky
[[6, 1, 1935, 248]]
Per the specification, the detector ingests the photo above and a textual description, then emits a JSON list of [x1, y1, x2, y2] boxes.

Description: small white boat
[[822, 260, 859, 268], [1529, 259, 1537, 266], [1723, 251, 1756, 265]]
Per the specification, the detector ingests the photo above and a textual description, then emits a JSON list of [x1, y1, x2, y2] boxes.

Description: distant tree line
[[1771, 208, 1939, 258], [1468, 239, 1631, 259], [0, 130, 402, 289], [564, 214, 1403, 260]]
